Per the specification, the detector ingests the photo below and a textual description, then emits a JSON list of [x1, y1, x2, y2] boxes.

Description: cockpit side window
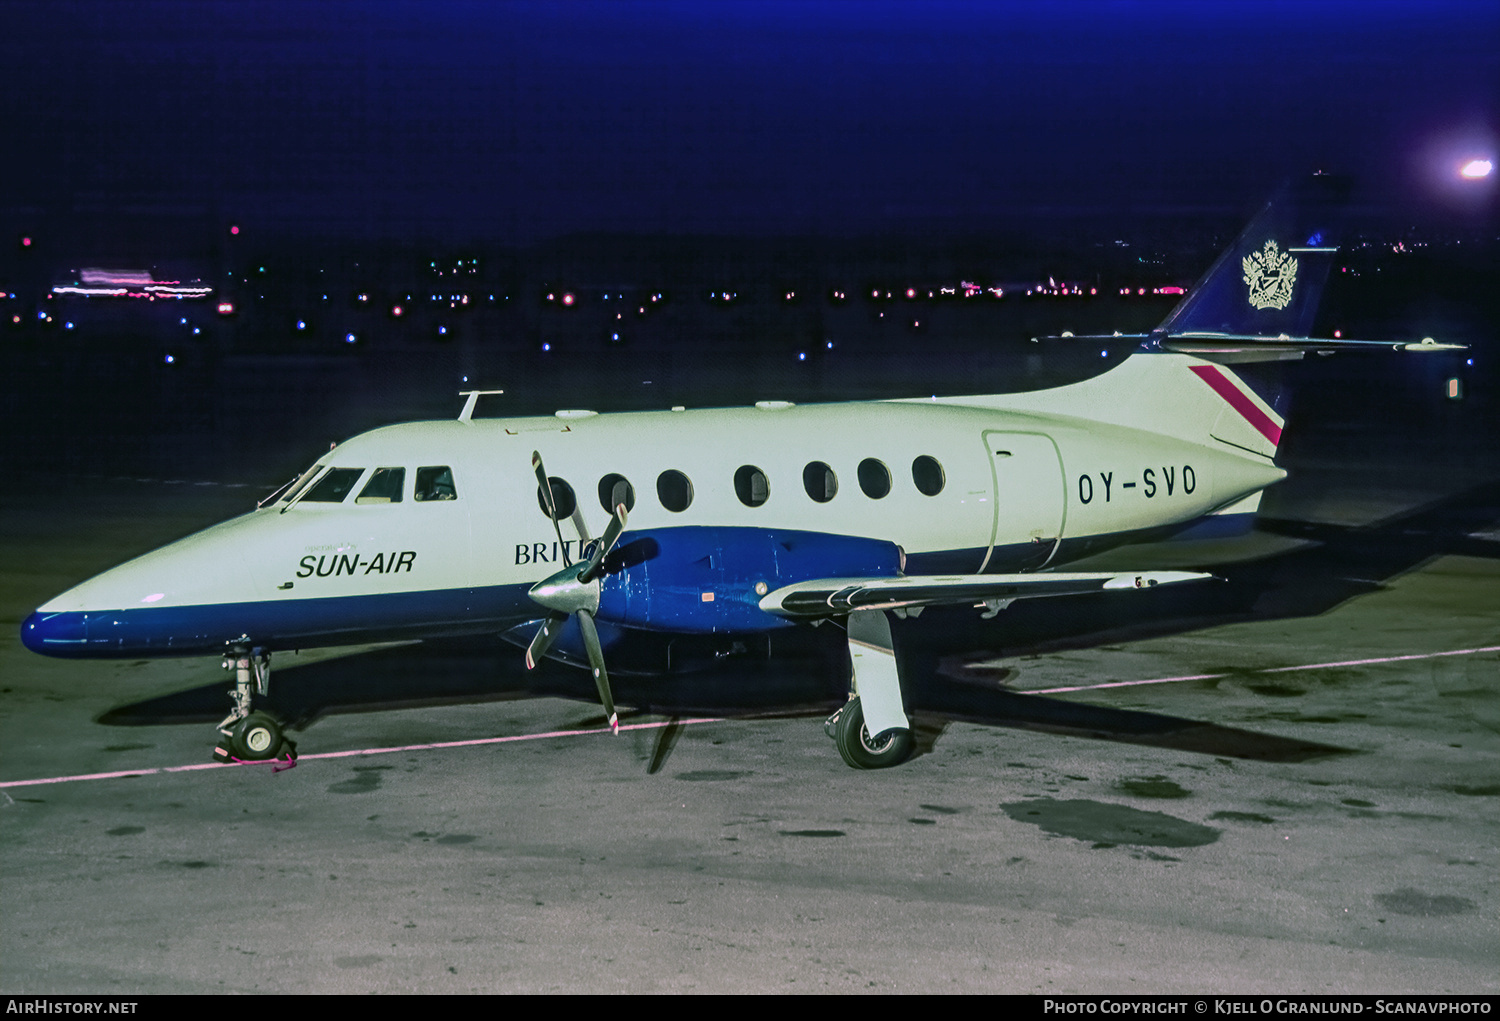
[[414, 466, 458, 502], [356, 467, 406, 504], [301, 467, 366, 503]]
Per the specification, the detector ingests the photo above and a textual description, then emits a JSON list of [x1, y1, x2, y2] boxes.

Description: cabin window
[[911, 455, 945, 496], [803, 461, 837, 503], [734, 465, 770, 507], [414, 466, 458, 502], [657, 469, 694, 513], [857, 458, 891, 499], [536, 475, 577, 520], [301, 467, 365, 503], [356, 467, 406, 504], [598, 473, 636, 514]]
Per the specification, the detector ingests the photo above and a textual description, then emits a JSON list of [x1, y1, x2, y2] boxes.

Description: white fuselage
[[24, 353, 1286, 657]]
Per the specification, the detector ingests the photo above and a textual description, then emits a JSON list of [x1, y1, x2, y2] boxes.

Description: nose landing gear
[[212, 647, 296, 768]]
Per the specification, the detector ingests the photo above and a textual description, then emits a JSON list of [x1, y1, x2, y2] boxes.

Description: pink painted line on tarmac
[[1028, 644, 1500, 695], [0, 717, 724, 790]]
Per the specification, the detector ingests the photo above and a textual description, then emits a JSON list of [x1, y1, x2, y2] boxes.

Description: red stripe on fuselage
[[1189, 364, 1283, 446]]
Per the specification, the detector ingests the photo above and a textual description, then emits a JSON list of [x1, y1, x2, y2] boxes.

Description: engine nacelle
[[596, 526, 901, 633]]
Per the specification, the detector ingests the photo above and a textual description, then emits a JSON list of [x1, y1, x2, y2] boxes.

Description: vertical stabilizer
[[1154, 174, 1350, 340]]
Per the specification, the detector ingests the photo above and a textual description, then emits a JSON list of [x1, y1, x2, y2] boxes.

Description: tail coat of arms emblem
[[1242, 240, 1298, 311]]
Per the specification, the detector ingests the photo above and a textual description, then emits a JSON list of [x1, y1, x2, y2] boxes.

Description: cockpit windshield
[[278, 462, 327, 505], [356, 467, 405, 504], [300, 467, 366, 503]]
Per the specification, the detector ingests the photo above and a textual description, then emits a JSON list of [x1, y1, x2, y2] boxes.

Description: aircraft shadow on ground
[[97, 480, 1499, 765]]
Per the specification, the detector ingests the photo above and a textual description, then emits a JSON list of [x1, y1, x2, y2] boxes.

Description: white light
[[1460, 159, 1493, 179]]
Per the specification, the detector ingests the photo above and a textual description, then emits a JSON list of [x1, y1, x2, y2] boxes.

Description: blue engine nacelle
[[595, 527, 901, 633]]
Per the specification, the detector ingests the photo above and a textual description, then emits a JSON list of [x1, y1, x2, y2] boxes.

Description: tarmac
[[2, 420, 1497, 994]]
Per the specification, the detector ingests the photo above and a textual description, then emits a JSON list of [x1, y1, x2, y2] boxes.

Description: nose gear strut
[[212, 645, 297, 767]]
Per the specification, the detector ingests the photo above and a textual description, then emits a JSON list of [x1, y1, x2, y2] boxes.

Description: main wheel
[[831, 696, 913, 769], [228, 711, 284, 760]]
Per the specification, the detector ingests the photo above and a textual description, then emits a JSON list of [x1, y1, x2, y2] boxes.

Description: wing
[[760, 570, 1214, 619]]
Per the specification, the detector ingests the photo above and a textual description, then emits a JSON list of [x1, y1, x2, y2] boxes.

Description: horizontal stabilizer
[[1036, 334, 1464, 365], [761, 570, 1213, 619], [1156, 333, 1465, 362]]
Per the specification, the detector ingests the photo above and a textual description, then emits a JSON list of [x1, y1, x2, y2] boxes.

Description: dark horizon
[[4, 0, 1496, 249]]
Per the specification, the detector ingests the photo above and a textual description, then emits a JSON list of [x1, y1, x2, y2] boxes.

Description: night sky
[[4, 0, 1496, 245]]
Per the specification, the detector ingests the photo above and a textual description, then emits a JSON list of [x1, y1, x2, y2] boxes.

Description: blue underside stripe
[[23, 584, 538, 658], [21, 532, 1218, 659]]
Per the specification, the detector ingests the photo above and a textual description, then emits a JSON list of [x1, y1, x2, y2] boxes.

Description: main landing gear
[[212, 647, 297, 768], [825, 696, 914, 769], [824, 609, 914, 769]]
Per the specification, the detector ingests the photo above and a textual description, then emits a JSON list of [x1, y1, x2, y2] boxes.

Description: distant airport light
[[217, 301, 234, 315], [164, 354, 175, 364], [296, 320, 307, 330], [230, 225, 240, 235], [1460, 159, 1493, 179], [562, 292, 575, 306], [1447, 377, 1463, 400], [345, 333, 357, 344], [391, 305, 403, 316], [21, 237, 31, 247]]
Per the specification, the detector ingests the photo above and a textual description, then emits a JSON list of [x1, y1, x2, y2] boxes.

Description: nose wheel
[[211, 647, 297, 766]]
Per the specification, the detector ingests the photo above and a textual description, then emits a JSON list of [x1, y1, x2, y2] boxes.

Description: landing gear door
[[982, 431, 1065, 572]]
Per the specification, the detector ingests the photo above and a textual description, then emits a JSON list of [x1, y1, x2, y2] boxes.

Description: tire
[[832, 697, 913, 769], [230, 711, 283, 759]]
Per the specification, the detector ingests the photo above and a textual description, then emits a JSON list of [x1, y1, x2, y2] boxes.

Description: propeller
[[526, 450, 629, 734]]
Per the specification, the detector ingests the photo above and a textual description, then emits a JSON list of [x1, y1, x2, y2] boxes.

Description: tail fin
[[1147, 173, 1460, 361], [1154, 173, 1350, 340]]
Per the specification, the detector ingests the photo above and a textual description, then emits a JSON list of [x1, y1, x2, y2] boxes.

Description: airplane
[[20, 174, 1463, 770]]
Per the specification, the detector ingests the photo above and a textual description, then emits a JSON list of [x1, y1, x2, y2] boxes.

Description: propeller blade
[[531, 450, 571, 566], [578, 503, 628, 584], [576, 610, 618, 735], [524, 613, 567, 670]]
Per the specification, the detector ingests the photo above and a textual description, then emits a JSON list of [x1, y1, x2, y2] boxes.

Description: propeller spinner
[[526, 451, 629, 734]]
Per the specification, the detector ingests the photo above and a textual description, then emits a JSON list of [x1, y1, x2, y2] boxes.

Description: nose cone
[[21, 609, 88, 656]]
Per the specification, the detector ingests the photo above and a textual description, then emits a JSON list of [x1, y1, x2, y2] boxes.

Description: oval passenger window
[[803, 461, 837, 503], [598, 473, 636, 514], [911, 455, 945, 496], [657, 469, 693, 513], [734, 465, 770, 507], [857, 458, 891, 499]]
